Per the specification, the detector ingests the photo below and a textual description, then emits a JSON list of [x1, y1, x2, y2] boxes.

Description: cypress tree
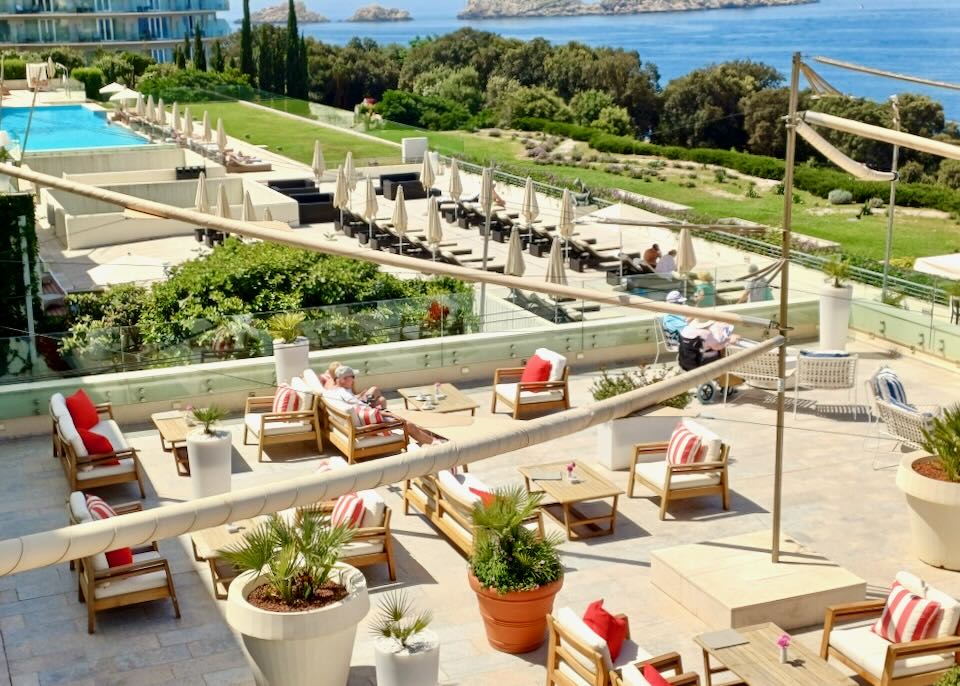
[[298, 35, 308, 98], [240, 0, 255, 83], [211, 39, 225, 72], [285, 0, 300, 97], [193, 24, 206, 71], [173, 45, 185, 69], [182, 32, 191, 61], [256, 27, 272, 92]]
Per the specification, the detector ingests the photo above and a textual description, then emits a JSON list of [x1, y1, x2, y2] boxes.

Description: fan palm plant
[[370, 591, 433, 649], [922, 404, 960, 482], [266, 312, 306, 344]]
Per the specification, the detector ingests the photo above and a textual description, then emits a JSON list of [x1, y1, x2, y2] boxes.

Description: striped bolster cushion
[[330, 493, 365, 529], [877, 371, 907, 405], [872, 581, 943, 643], [272, 384, 301, 413], [352, 404, 384, 427], [85, 494, 117, 519], [666, 425, 703, 465]]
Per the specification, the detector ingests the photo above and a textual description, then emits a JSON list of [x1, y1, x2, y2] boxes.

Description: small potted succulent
[[896, 404, 960, 570], [222, 511, 368, 686], [820, 255, 853, 350], [186, 406, 232, 499], [591, 367, 692, 471], [267, 311, 308, 385], [371, 592, 439, 686], [468, 487, 563, 654]]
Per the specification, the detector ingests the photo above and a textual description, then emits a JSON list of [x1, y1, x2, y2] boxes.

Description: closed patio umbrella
[[362, 176, 378, 243], [521, 176, 539, 240], [216, 118, 227, 157], [392, 184, 408, 254], [98, 81, 125, 95], [344, 151, 357, 191], [558, 188, 575, 259], [182, 106, 193, 139], [545, 236, 567, 287], [675, 227, 697, 274], [505, 224, 526, 277], [170, 101, 178, 132], [135, 93, 144, 117], [420, 154, 435, 193], [311, 140, 325, 185], [194, 172, 209, 214], [46, 56, 55, 79], [217, 184, 231, 220], [242, 190, 256, 222], [263, 207, 274, 222], [333, 165, 348, 228], [448, 158, 463, 201], [202, 111, 211, 142], [426, 197, 443, 260], [478, 167, 495, 329], [145, 94, 154, 122]]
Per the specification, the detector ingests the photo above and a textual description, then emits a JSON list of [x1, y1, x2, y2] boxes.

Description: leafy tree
[[240, 0, 256, 83], [592, 105, 634, 136], [495, 37, 552, 87], [137, 64, 251, 102], [307, 37, 402, 108], [740, 87, 793, 158], [398, 28, 511, 90], [71, 67, 105, 100], [938, 160, 960, 190], [484, 75, 521, 111], [193, 24, 206, 71], [570, 89, 616, 127], [210, 40, 225, 73], [119, 51, 155, 81], [256, 24, 285, 94], [412, 65, 482, 113], [92, 54, 134, 86], [375, 89, 471, 130], [898, 160, 928, 184], [498, 85, 571, 127]]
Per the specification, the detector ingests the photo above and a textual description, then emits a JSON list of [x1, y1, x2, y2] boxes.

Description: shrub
[[823, 256, 851, 287], [935, 666, 960, 686], [922, 405, 960, 482], [590, 367, 691, 410], [868, 197, 885, 209], [71, 67, 105, 100], [938, 160, 960, 190], [828, 189, 854, 205], [1, 58, 26, 80], [714, 169, 728, 184], [137, 64, 252, 102], [190, 406, 227, 435]]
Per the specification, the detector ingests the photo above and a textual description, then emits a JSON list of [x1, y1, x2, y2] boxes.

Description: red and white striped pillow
[[352, 404, 384, 427], [272, 384, 301, 413], [666, 425, 703, 465], [85, 494, 117, 520], [872, 581, 943, 643], [331, 494, 365, 529]]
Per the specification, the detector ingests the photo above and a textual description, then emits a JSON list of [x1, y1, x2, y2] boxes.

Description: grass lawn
[[195, 101, 400, 167], [373, 127, 522, 164]]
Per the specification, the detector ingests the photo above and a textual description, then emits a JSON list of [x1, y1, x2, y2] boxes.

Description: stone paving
[[1, 337, 959, 685]]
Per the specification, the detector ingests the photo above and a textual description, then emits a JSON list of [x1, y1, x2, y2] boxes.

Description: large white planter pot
[[819, 284, 853, 351], [226, 564, 369, 686], [374, 630, 440, 686], [272, 336, 309, 386], [596, 405, 692, 471], [187, 429, 232, 499], [896, 454, 960, 570]]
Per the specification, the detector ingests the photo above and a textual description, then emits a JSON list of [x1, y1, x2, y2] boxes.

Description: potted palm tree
[[267, 312, 308, 385], [592, 367, 692, 471], [896, 404, 960, 570], [468, 487, 563, 654], [222, 511, 368, 686], [371, 592, 439, 686], [820, 256, 853, 350], [186, 406, 232, 499]]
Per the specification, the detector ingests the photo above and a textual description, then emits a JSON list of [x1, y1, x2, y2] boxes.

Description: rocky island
[[347, 4, 412, 21], [244, 1, 328, 24], [458, 0, 815, 19]]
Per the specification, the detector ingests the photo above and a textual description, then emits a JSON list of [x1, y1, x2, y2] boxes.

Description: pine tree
[[285, 0, 300, 97], [240, 0, 256, 83], [193, 24, 206, 71], [211, 40, 225, 72], [182, 32, 191, 61]]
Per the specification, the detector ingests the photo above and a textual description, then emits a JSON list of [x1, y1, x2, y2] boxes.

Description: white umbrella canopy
[[194, 172, 209, 214], [182, 106, 193, 139], [420, 154, 435, 192], [99, 81, 126, 95], [391, 185, 408, 238], [448, 157, 463, 201], [545, 237, 568, 286], [170, 101, 179, 132], [156, 97, 164, 125], [558, 188, 575, 241], [202, 111, 211, 142], [521, 177, 539, 226], [217, 184, 232, 220], [46, 56, 55, 79], [505, 226, 526, 277], [344, 151, 357, 191], [135, 93, 144, 117], [145, 94, 155, 121], [311, 140, 325, 184], [333, 165, 348, 210], [263, 207, 274, 222], [426, 197, 443, 256], [676, 227, 697, 274], [241, 190, 256, 222], [362, 176, 378, 221], [216, 118, 227, 155], [108, 87, 139, 102], [479, 167, 494, 216]]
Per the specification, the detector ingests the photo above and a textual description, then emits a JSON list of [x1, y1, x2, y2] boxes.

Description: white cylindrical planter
[[227, 564, 369, 686], [819, 284, 853, 351], [374, 630, 440, 686], [187, 429, 232, 499], [596, 406, 691, 471], [272, 336, 309, 386], [897, 454, 960, 570]]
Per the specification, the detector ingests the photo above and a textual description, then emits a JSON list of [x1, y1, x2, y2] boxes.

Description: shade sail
[[802, 110, 960, 161], [796, 120, 897, 182]]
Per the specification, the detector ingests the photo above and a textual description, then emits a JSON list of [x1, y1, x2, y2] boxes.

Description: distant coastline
[[458, 0, 817, 20]]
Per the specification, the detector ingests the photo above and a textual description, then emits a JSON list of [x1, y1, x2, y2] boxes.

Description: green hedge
[[71, 67, 105, 100], [2, 58, 26, 80]]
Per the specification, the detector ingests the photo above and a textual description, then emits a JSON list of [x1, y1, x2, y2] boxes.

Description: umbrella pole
[[479, 205, 492, 332], [368, 219, 373, 245], [881, 97, 901, 303]]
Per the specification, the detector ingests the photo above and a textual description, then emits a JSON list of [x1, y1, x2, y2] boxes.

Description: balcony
[[0, 0, 227, 16]]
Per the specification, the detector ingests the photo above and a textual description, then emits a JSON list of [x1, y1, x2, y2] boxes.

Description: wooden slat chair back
[[491, 363, 571, 420], [242, 389, 324, 462], [321, 398, 408, 463]]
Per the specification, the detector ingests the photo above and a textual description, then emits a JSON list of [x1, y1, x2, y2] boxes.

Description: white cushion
[[91, 419, 129, 451], [896, 571, 960, 637], [323, 396, 354, 413], [244, 413, 311, 438], [317, 456, 349, 472], [680, 418, 722, 462], [620, 664, 651, 686], [359, 489, 386, 528], [437, 471, 490, 506], [634, 461, 721, 490], [334, 428, 404, 448], [340, 540, 385, 557], [556, 606, 612, 673], [290, 376, 313, 410], [94, 551, 169, 600], [830, 625, 954, 679], [495, 383, 564, 405], [76, 458, 136, 480], [302, 368, 326, 395], [69, 491, 92, 523], [50, 393, 70, 422], [536, 348, 567, 382]]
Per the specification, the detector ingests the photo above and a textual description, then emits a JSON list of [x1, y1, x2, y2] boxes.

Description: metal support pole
[[478, 167, 493, 332], [18, 79, 41, 163], [881, 96, 901, 304], [19, 217, 36, 368], [772, 52, 802, 564]]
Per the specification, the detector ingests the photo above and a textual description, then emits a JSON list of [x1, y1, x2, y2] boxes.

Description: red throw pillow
[[331, 494, 365, 529], [65, 389, 99, 431], [78, 428, 119, 465], [642, 665, 671, 686], [582, 599, 628, 661], [469, 487, 495, 507], [85, 495, 133, 567], [520, 354, 552, 383], [872, 581, 943, 643]]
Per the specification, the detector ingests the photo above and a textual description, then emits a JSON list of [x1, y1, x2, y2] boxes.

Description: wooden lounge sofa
[[320, 396, 408, 463], [491, 349, 571, 420], [50, 393, 146, 497], [68, 492, 180, 633], [626, 419, 731, 520], [403, 468, 543, 557], [242, 375, 324, 462]]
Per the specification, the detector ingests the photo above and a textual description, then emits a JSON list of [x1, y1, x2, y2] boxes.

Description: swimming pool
[[0, 105, 148, 152]]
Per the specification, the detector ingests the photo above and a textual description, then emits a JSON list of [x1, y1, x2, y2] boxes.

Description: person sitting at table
[[324, 366, 438, 445], [656, 249, 677, 274], [324, 361, 386, 408], [691, 272, 716, 308], [642, 243, 661, 269], [659, 290, 689, 346]]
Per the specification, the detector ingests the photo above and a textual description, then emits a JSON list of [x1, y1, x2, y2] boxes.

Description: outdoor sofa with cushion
[[315, 392, 408, 464], [491, 348, 571, 420], [243, 375, 324, 462]]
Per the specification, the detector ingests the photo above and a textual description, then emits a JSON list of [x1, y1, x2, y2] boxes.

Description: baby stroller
[[677, 334, 733, 403]]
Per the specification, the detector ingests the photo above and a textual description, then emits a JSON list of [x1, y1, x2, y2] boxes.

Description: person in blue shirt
[[660, 290, 689, 346]]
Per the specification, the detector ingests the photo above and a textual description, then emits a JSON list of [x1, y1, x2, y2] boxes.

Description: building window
[[97, 17, 113, 40], [150, 48, 167, 63], [38, 18, 56, 40]]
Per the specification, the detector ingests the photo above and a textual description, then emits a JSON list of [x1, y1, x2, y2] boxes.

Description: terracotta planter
[[468, 572, 563, 654], [896, 454, 960, 570]]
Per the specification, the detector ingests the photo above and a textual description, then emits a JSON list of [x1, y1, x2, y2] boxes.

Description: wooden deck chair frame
[[821, 599, 960, 686], [653, 316, 680, 366], [321, 399, 409, 464], [491, 364, 571, 420], [68, 500, 180, 633], [627, 441, 731, 520], [316, 501, 397, 581], [52, 402, 146, 497], [242, 394, 324, 463]]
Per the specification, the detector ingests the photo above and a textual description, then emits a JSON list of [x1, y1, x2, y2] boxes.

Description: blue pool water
[[0, 105, 148, 152]]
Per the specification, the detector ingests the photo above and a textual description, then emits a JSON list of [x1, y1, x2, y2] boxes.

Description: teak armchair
[[242, 393, 323, 462], [316, 500, 396, 581], [627, 440, 731, 520], [491, 364, 570, 419], [321, 399, 408, 464]]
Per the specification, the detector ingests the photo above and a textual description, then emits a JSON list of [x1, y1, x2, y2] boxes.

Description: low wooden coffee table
[[150, 410, 192, 476], [191, 517, 265, 600], [397, 383, 479, 415], [519, 462, 623, 540], [694, 622, 851, 686]]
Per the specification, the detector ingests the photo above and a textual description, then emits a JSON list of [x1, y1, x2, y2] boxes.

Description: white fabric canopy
[[312, 141, 325, 182], [913, 254, 960, 280], [333, 166, 348, 211], [420, 155, 435, 192], [99, 81, 126, 95], [201, 111, 211, 142], [505, 226, 525, 277], [521, 177, 539, 226], [344, 152, 357, 191], [241, 191, 256, 222], [676, 228, 697, 274], [426, 197, 443, 252], [558, 188, 575, 240], [362, 177, 378, 221], [545, 237, 567, 286], [194, 173, 209, 214], [480, 168, 493, 216], [392, 185, 408, 237], [448, 158, 463, 200], [216, 118, 227, 154], [802, 110, 960, 162], [796, 120, 896, 182], [108, 88, 139, 103], [217, 184, 231, 220]]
